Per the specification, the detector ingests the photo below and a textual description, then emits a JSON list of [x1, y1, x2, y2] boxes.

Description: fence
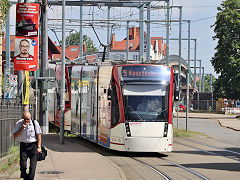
[[193, 100, 217, 111], [180, 100, 217, 112], [0, 98, 34, 158]]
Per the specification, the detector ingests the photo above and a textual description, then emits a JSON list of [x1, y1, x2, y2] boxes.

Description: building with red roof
[[110, 27, 166, 61]]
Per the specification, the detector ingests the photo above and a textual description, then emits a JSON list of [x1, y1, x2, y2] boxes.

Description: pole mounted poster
[[16, 3, 39, 37], [14, 36, 38, 71], [15, 3, 39, 71]]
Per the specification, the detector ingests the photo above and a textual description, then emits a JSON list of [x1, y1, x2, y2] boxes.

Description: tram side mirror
[[107, 88, 112, 100], [174, 89, 180, 101]]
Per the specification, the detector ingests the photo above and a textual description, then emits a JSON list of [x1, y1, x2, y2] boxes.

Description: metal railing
[[0, 98, 34, 158], [180, 100, 217, 112], [193, 100, 217, 111]]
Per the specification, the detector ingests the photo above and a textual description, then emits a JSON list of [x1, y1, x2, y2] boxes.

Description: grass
[[0, 145, 20, 172], [173, 128, 207, 137], [49, 122, 78, 137]]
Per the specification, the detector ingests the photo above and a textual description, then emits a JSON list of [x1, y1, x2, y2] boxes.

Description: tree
[[211, 0, 240, 99], [196, 75, 216, 93], [65, 32, 98, 52], [0, 0, 11, 29]]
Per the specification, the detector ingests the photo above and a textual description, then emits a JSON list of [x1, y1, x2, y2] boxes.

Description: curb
[[0, 152, 19, 168], [218, 120, 240, 132], [101, 154, 127, 180]]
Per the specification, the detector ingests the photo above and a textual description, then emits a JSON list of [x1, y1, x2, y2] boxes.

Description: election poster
[[16, 3, 39, 37], [14, 36, 38, 71]]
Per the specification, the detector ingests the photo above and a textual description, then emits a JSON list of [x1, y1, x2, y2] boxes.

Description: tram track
[[132, 156, 210, 180], [183, 138, 240, 156], [159, 157, 210, 180], [175, 138, 240, 162], [132, 157, 173, 180]]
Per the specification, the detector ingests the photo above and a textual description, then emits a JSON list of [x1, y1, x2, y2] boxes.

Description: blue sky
[[8, 0, 223, 76]]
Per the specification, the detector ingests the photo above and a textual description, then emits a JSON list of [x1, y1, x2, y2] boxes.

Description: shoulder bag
[[33, 120, 47, 161]]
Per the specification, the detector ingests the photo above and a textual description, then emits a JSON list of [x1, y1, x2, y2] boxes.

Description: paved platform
[[8, 134, 126, 180]]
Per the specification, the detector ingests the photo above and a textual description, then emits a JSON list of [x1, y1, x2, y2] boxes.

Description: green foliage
[[211, 0, 240, 99], [0, 0, 11, 28], [0, 145, 19, 172], [196, 74, 216, 93], [173, 128, 207, 137], [65, 32, 98, 52]]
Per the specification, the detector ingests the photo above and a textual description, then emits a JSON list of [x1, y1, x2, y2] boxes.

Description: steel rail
[[132, 157, 173, 180], [160, 157, 210, 180], [182, 138, 240, 156], [175, 141, 240, 162]]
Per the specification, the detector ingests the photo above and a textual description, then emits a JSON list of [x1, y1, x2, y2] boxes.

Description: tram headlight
[[125, 122, 131, 137]]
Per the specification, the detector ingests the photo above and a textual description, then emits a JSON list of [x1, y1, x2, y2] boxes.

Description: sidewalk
[[174, 112, 240, 131], [8, 134, 126, 180]]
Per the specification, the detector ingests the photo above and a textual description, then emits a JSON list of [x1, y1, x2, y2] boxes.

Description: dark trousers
[[20, 142, 37, 180]]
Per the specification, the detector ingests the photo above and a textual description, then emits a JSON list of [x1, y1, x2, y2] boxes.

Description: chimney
[[164, 44, 167, 57], [83, 44, 87, 52], [158, 39, 162, 53], [133, 27, 137, 39], [111, 33, 115, 49]]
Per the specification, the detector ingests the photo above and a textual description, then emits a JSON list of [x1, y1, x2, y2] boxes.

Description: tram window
[[104, 89, 107, 94], [111, 85, 120, 126]]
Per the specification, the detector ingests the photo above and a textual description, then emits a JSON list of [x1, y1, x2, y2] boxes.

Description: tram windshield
[[123, 84, 169, 122]]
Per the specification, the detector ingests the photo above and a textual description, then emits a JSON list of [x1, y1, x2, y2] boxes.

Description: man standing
[[13, 111, 42, 180]]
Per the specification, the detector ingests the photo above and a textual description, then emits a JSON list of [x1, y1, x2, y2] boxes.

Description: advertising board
[[14, 37, 38, 71], [16, 3, 39, 37]]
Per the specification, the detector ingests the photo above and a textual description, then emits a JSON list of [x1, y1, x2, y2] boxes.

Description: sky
[[8, 0, 223, 77]]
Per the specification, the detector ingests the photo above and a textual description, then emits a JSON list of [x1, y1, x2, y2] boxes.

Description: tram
[[48, 62, 174, 152]]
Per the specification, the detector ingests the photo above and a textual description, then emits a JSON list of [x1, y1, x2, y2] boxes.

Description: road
[[173, 113, 240, 146]]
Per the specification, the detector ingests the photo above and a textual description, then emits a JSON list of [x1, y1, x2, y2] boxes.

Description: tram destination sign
[[119, 65, 171, 82]]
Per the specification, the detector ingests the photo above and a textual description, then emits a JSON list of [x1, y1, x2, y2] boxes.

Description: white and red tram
[[49, 62, 174, 152]]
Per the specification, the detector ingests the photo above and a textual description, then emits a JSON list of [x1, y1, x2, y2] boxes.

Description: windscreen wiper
[[127, 105, 144, 121]]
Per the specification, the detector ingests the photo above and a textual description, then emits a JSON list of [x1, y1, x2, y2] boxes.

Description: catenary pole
[[194, 39, 197, 89], [107, 6, 110, 59], [199, 60, 202, 92], [5, 12, 10, 100], [79, 4, 83, 62], [40, 0, 49, 133], [146, 2, 151, 62], [186, 20, 190, 131], [34, 0, 40, 121], [17, 0, 23, 107], [176, 6, 182, 129], [210, 74, 213, 93], [166, 0, 170, 66], [202, 67, 205, 92], [60, 0, 66, 144], [126, 21, 129, 61], [139, 4, 144, 62]]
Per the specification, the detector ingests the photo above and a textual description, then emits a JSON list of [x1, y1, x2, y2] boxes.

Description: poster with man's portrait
[[14, 37, 38, 71]]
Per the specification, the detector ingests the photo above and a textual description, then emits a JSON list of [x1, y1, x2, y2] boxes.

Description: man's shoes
[[20, 173, 26, 178]]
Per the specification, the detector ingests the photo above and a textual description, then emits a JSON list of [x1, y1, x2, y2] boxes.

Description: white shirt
[[13, 119, 42, 143]]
